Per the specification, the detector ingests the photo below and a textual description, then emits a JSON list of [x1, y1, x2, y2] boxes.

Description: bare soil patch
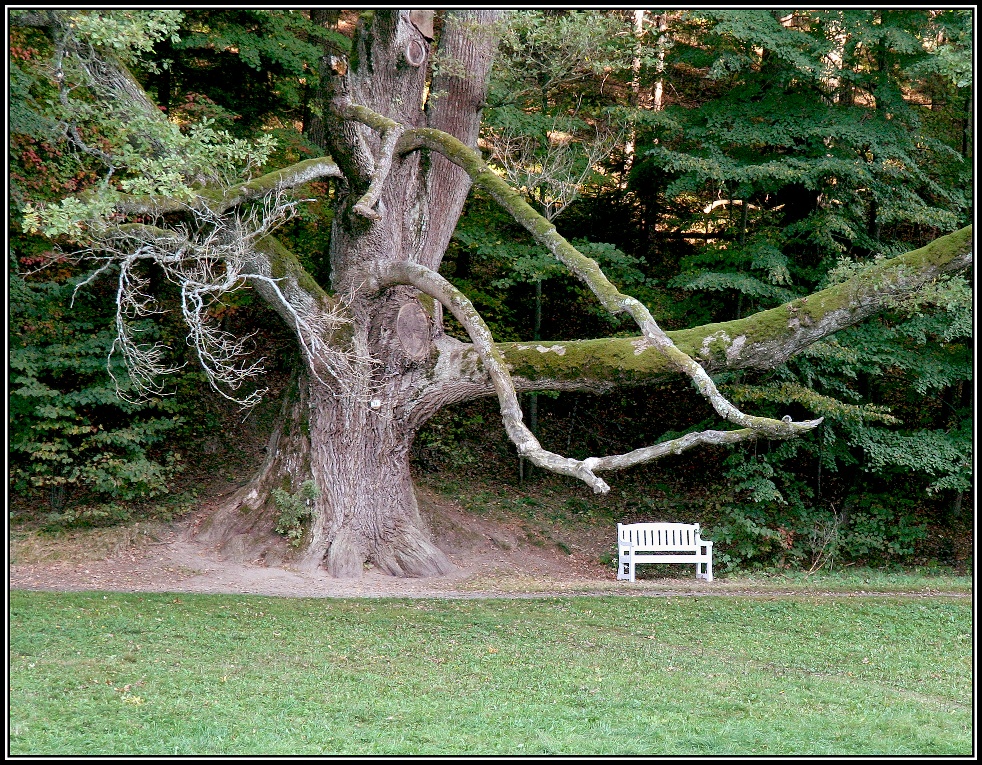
[[9, 486, 970, 600], [9, 486, 634, 599]]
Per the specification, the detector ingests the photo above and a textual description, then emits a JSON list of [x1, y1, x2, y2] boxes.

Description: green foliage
[[413, 408, 485, 472], [448, 193, 660, 342], [490, 10, 631, 109], [64, 10, 182, 58], [853, 425, 972, 494], [36, 502, 134, 531], [706, 483, 935, 574], [22, 121, 277, 239], [272, 479, 320, 546], [611, 8, 975, 572], [8, 267, 187, 508], [8, 21, 202, 514], [8, 57, 58, 143], [705, 503, 790, 572], [146, 10, 347, 134], [839, 496, 928, 562], [706, 261, 970, 568], [12, 10, 282, 240], [639, 9, 971, 323]]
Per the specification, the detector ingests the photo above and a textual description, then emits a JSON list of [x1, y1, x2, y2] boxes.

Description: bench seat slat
[[628, 553, 705, 563]]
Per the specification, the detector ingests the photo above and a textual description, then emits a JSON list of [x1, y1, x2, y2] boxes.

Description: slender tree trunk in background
[[735, 198, 748, 320], [822, 12, 848, 104], [622, 9, 645, 179], [950, 491, 964, 521], [623, 10, 667, 176], [651, 12, 668, 113], [524, 277, 543, 479], [867, 197, 880, 241], [962, 94, 972, 159], [154, 37, 173, 113], [519, 278, 544, 483]]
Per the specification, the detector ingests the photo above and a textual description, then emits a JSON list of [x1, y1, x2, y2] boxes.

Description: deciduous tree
[[16, 10, 973, 577]]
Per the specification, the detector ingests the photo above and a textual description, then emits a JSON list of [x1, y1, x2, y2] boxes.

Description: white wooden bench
[[617, 522, 714, 582]]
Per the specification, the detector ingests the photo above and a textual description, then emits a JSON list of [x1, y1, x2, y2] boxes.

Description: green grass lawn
[[9, 590, 971, 755]]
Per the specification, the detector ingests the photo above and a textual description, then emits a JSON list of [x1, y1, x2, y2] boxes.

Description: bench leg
[[617, 550, 638, 582], [696, 548, 713, 582]]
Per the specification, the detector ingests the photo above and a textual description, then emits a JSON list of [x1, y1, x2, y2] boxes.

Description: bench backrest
[[618, 522, 701, 551]]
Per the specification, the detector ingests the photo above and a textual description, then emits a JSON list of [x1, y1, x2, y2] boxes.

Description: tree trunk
[[302, 376, 452, 577], [195, 10, 502, 578], [196, 367, 452, 577]]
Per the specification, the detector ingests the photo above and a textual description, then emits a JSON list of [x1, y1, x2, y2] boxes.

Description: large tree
[[16, 9, 973, 577]]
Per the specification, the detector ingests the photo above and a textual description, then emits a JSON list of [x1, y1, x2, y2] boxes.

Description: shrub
[[272, 480, 320, 547]]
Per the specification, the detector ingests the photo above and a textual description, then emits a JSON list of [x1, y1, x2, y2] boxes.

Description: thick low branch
[[246, 236, 383, 402], [374, 260, 612, 492], [433, 225, 972, 399], [375, 261, 814, 493]]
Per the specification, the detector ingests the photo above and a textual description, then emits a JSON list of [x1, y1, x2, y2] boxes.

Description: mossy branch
[[102, 156, 344, 216], [447, 225, 970, 395], [344, 105, 821, 440], [374, 261, 812, 493]]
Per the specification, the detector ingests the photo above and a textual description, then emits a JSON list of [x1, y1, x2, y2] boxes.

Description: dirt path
[[9, 503, 638, 599], [9, 526, 614, 599], [9, 538, 667, 600], [10, 523, 970, 600], [9, 493, 971, 600]]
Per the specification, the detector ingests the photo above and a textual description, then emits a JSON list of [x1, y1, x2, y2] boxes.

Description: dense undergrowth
[[412, 395, 973, 577]]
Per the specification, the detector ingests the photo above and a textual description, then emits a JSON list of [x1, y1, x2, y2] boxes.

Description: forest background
[[8, 9, 974, 574]]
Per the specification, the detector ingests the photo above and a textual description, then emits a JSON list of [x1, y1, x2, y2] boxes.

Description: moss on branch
[[208, 157, 343, 210], [494, 225, 972, 389], [104, 156, 343, 216], [254, 235, 331, 307]]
